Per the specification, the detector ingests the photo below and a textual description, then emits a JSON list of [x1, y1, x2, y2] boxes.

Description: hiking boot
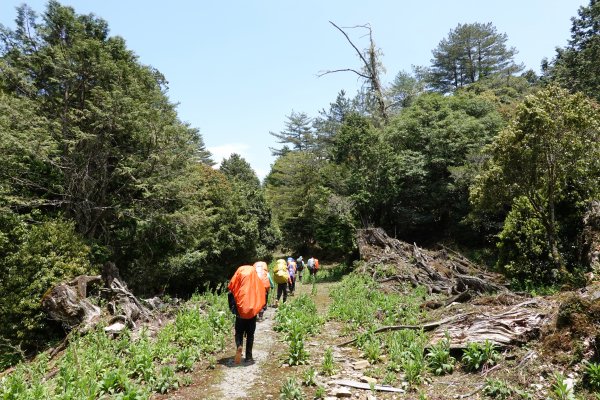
[[234, 345, 243, 365]]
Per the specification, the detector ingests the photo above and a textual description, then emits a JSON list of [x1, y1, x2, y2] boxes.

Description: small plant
[[321, 347, 336, 376], [483, 379, 513, 400], [287, 328, 309, 366], [314, 385, 326, 399], [550, 372, 574, 400], [280, 377, 305, 400], [153, 365, 179, 394], [363, 337, 382, 364], [461, 340, 499, 372], [426, 336, 455, 376], [301, 366, 317, 386], [584, 361, 600, 390], [207, 354, 217, 370], [176, 348, 196, 372]]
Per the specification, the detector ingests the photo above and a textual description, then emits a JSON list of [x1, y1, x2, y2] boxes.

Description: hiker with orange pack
[[227, 265, 266, 364], [253, 261, 272, 320]]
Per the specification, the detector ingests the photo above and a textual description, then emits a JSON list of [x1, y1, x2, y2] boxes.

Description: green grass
[[328, 272, 429, 388], [0, 289, 232, 399], [274, 294, 323, 366]]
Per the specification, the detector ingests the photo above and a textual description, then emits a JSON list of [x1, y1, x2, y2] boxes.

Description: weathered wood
[[328, 379, 405, 393], [337, 314, 471, 346], [41, 275, 103, 332], [42, 264, 152, 334]]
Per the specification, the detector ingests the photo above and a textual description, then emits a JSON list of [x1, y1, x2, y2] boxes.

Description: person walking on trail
[[253, 261, 272, 320], [307, 256, 317, 278], [228, 265, 266, 364], [296, 256, 305, 283], [287, 257, 297, 296], [273, 258, 289, 307]]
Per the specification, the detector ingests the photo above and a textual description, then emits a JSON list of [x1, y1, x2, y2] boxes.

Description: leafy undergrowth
[[323, 271, 600, 400], [0, 290, 232, 399]]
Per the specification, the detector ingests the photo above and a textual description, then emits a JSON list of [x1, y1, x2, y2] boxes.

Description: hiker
[[307, 256, 317, 278], [253, 261, 272, 320], [287, 257, 297, 295], [228, 265, 266, 364], [273, 258, 290, 306], [296, 256, 305, 283]]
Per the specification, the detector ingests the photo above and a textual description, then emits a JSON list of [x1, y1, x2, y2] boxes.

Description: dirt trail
[[216, 306, 277, 399], [154, 272, 341, 400]]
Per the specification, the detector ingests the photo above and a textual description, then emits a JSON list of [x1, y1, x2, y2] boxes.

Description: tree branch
[[317, 68, 370, 79]]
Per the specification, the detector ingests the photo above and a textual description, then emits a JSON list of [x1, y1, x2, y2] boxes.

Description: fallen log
[[328, 379, 405, 393], [337, 314, 472, 346]]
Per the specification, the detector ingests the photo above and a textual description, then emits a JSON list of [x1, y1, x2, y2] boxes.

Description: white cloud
[[207, 143, 250, 166]]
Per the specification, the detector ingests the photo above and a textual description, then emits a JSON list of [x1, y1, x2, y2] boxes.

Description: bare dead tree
[[319, 21, 389, 124]]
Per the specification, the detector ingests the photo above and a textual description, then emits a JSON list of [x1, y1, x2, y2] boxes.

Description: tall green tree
[[0, 2, 212, 280], [544, 0, 600, 101], [427, 22, 523, 93], [269, 111, 315, 156], [471, 86, 600, 275], [220, 154, 279, 259], [384, 92, 504, 241]]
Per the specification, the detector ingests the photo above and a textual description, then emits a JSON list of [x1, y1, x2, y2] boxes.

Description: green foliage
[[426, 22, 522, 93], [0, 289, 231, 398], [496, 197, 555, 285], [301, 366, 317, 386], [384, 92, 504, 242], [584, 361, 600, 391], [329, 274, 424, 330], [426, 336, 455, 376], [461, 340, 500, 372], [483, 379, 513, 400], [321, 347, 336, 376], [274, 294, 322, 366], [279, 377, 305, 400], [545, 0, 600, 102], [471, 85, 600, 279], [550, 372, 575, 400], [0, 214, 94, 360]]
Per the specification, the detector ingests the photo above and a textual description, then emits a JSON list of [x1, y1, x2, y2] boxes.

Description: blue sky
[[0, 1, 587, 180]]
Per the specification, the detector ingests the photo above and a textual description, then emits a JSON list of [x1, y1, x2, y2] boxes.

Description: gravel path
[[216, 307, 277, 399]]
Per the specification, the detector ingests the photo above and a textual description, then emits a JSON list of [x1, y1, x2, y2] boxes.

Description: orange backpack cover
[[228, 265, 266, 319], [314, 258, 319, 269], [253, 261, 271, 289]]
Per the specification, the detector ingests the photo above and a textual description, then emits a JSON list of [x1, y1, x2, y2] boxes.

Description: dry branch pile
[[357, 228, 507, 296], [355, 228, 557, 348]]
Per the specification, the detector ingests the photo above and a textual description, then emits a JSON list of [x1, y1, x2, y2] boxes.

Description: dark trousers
[[276, 283, 287, 303], [235, 316, 257, 359], [288, 276, 296, 293]]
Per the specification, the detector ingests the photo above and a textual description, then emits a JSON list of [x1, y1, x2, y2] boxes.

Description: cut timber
[[329, 379, 405, 393]]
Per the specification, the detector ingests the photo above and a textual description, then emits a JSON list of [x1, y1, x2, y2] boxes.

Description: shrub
[[0, 215, 94, 366], [461, 340, 499, 372], [426, 336, 455, 376]]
